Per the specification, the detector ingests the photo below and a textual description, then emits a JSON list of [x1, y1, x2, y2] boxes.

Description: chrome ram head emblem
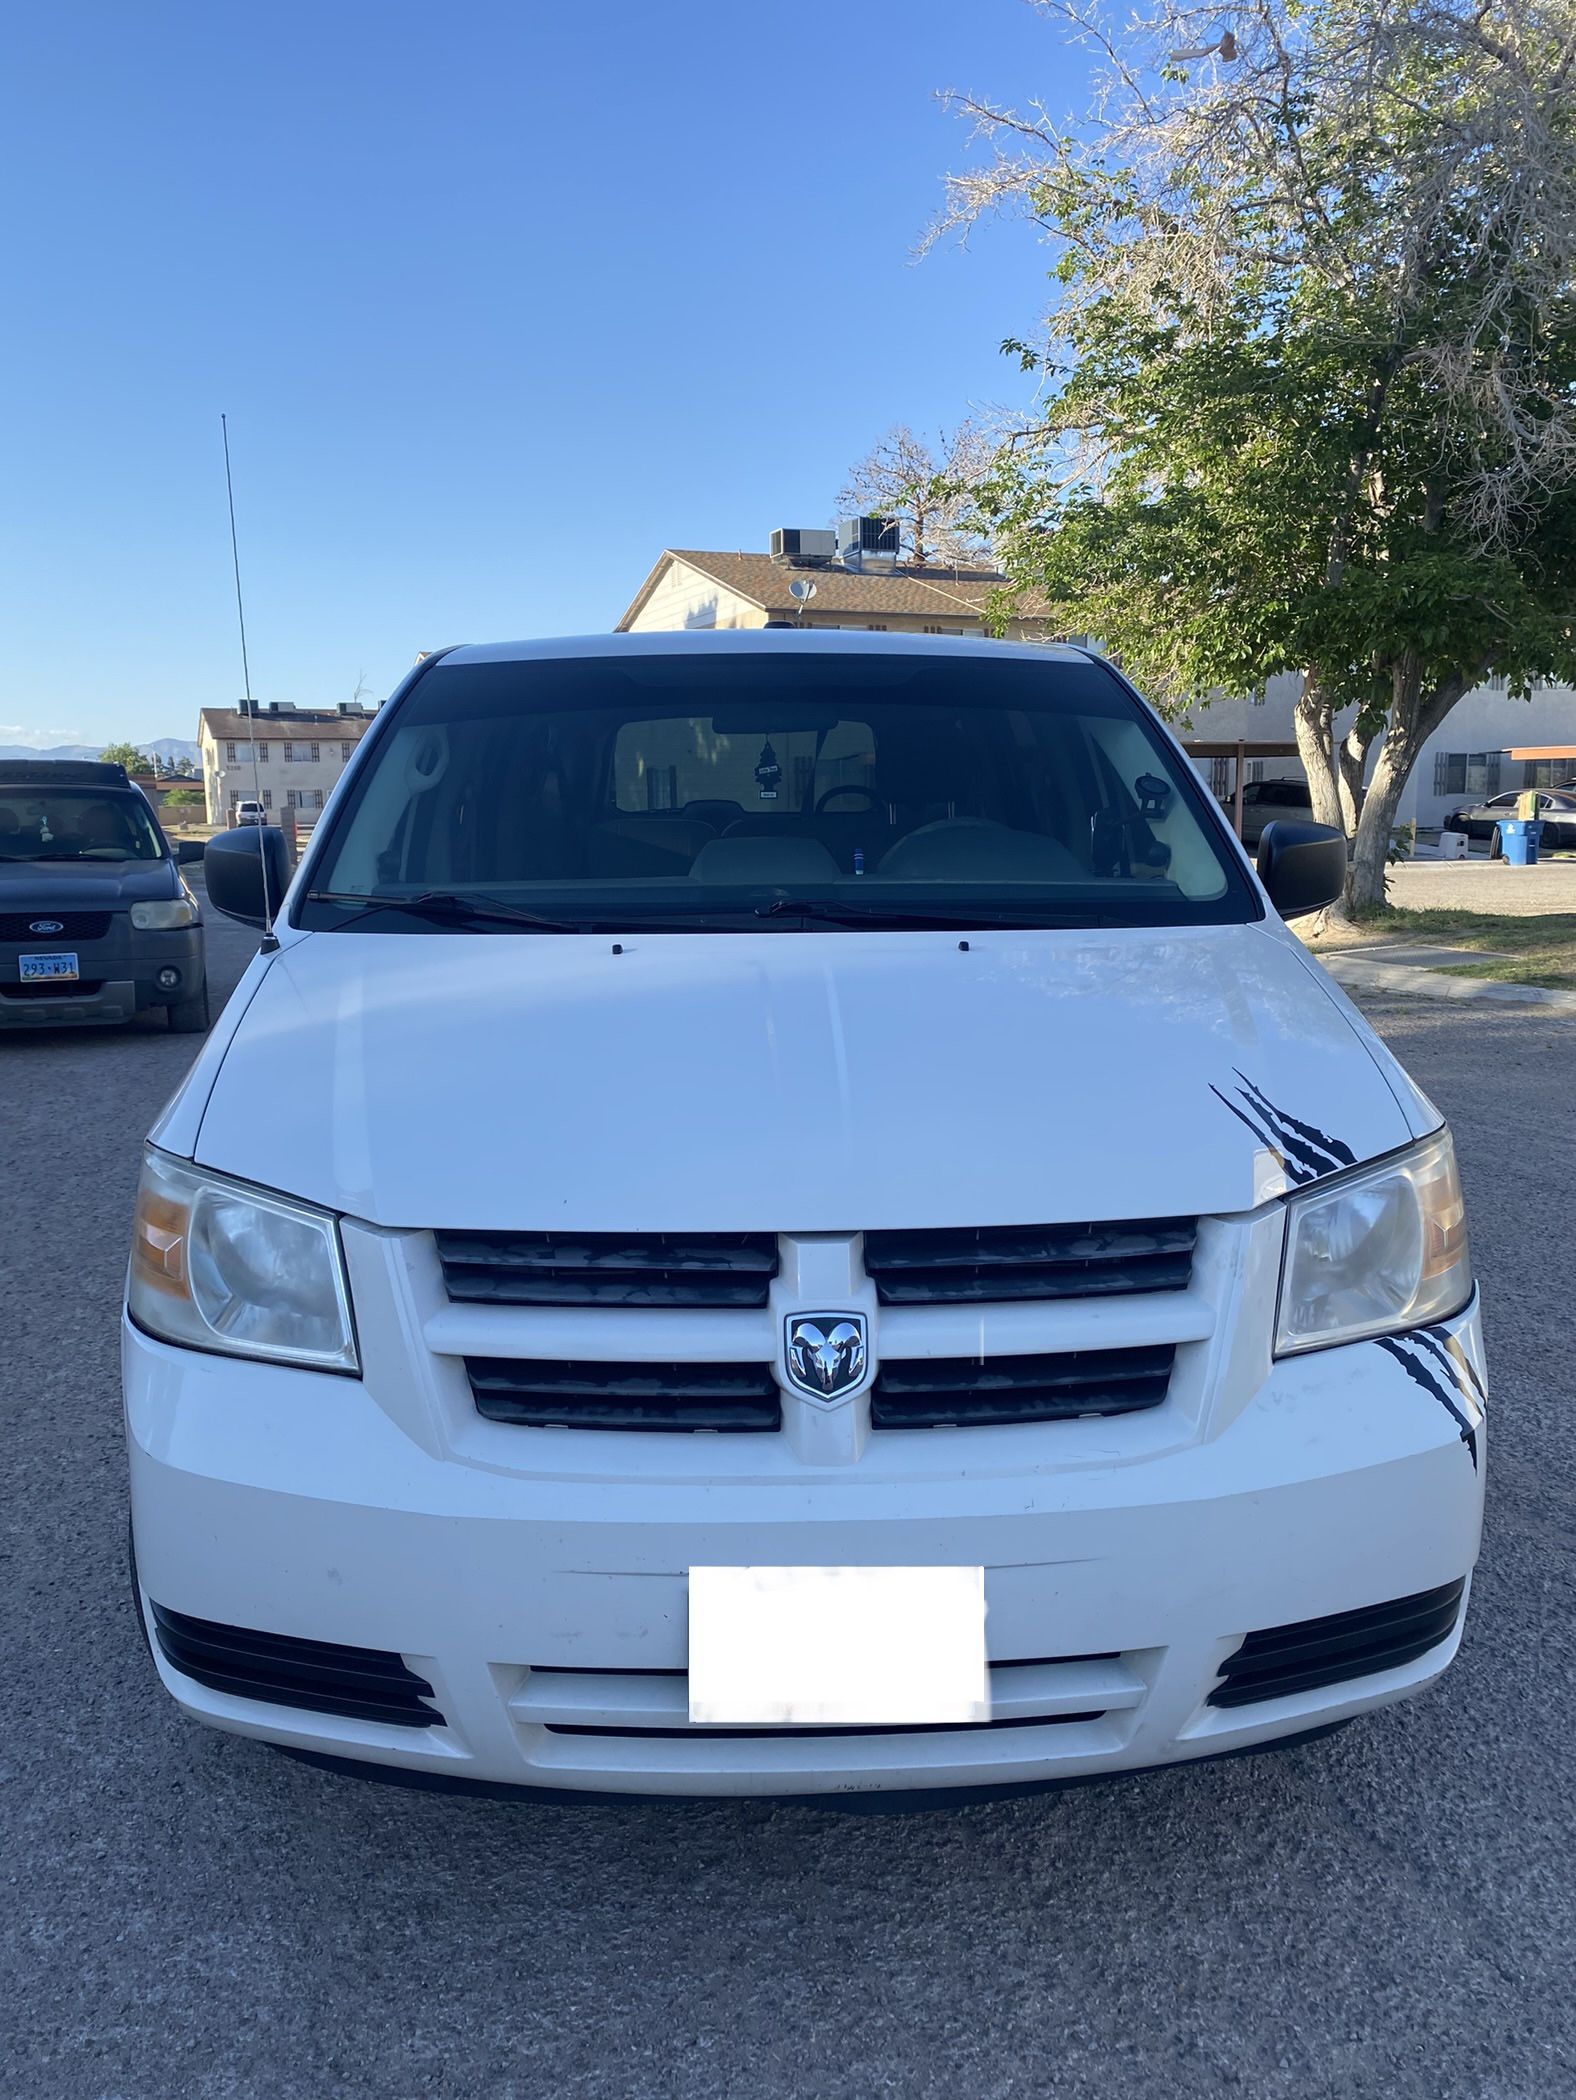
[[785, 1314, 868, 1405]]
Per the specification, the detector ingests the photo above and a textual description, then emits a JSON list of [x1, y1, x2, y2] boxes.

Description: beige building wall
[[199, 715, 374, 826], [623, 567, 766, 633]]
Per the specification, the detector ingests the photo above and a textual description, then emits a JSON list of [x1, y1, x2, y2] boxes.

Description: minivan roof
[[442, 632, 1097, 670]]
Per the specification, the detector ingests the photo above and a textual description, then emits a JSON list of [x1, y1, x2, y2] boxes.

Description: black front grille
[[151, 1602, 443, 1727], [543, 1714, 1104, 1739], [468, 1357, 781, 1432], [862, 1219, 1196, 1305], [1208, 1579, 1467, 1709], [531, 1655, 1112, 1738], [0, 978, 104, 1000], [871, 1344, 1174, 1429], [0, 910, 112, 943], [436, 1230, 779, 1308]]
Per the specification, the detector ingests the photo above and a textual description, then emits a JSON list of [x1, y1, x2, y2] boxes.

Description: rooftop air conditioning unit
[[836, 515, 901, 570], [769, 527, 837, 563]]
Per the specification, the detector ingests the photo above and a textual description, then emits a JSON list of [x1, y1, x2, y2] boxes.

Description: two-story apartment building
[[1177, 674, 1576, 829], [197, 702, 378, 827]]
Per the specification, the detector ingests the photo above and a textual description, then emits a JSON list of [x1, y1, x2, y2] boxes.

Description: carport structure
[[1181, 739, 1302, 839]]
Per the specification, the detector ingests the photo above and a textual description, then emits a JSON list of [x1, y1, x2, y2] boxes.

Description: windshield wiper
[[753, 898, 1101, 930], [305, 889, 582, 933]]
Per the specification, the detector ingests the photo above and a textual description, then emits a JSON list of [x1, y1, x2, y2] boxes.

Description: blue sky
[[1, 0, 1080, 746]]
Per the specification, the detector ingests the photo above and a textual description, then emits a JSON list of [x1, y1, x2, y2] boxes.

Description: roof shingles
[[621, 550, 1047, 627]]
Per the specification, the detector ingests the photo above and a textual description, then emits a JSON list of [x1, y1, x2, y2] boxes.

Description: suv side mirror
[[205, 825, 292, 927], [174, 838, 205, 865], [1257, 819, 1347, 918]]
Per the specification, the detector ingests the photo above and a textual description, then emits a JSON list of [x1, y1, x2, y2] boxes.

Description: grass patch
[[1349, 906, 1576, 990]]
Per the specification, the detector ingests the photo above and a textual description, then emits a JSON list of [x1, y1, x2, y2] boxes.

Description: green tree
[[160, 785, 204, 808], [100, 740, 152, 774], [935, 0, 1576, 910]]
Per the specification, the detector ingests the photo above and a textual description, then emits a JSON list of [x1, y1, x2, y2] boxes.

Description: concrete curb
[[1321, 955, 1576, 1012]]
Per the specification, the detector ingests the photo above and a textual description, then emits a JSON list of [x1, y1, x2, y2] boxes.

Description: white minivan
[[124, 633, 1484, 1798]]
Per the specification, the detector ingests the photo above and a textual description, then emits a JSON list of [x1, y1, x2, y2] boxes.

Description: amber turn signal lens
[[132, 1187, 190, 1297]]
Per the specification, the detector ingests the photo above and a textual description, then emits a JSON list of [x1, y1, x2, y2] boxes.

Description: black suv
[[0, 761, 208, 1032]]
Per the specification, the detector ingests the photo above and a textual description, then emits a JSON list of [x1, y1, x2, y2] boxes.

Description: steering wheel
[[814, 785, 881, 815]]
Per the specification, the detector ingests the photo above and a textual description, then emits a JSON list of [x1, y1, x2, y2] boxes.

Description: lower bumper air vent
[[871, 1345, 1174, 1429], [150, 1602, 444, 1727], [1208, 1579, 1467, 1709], [468, 1358, 781, 1432]]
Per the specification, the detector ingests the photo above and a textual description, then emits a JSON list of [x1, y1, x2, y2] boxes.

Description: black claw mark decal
[[1208, 1084, 1288, 1175], [1210, 1070, 1354, 1185], [1411, 1323, 1486, 1407], [1374, 1332, 1481, 1471]]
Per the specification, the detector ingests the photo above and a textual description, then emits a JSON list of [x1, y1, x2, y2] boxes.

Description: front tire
[[167, 985, 210, 1034]]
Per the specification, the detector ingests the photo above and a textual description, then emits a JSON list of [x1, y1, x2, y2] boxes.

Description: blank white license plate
[[688, 1565, 989, 1726], [19, 952, 79, 982]]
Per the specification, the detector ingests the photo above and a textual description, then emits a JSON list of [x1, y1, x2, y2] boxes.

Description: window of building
[[283, 742, 295, 762], [1523, 759, 1575, 789], [341, 741, 355, 761], [254, 741, 269, 763], [1433, 751, 1503, 797], [643, 766, 678, 811], [225, 741, 237, 763], [1246, 760, 1265, 784], [921, 624, 963, 636], [308, 741, 321, 763], [1207, 757, 1230, 796], [262, 788, 273, 809], [863, 624, 888, 633], [283, 740, 321, 763]]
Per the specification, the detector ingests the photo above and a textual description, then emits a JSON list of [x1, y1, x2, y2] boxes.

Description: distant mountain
[[0, 737, 201, 768]]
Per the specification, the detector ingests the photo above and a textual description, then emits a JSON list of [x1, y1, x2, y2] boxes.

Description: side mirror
[[174, 839, 205, 865], [204, 825, 292, 927], [1257, 819, 1347, 919]]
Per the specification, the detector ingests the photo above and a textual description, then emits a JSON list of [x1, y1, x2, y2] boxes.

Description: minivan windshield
[[0, 787, 164, 863], [300, 652, 1256, 932]]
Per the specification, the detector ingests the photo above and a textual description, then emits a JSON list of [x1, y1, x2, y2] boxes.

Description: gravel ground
[[3, 896, 1574, 2100], [1385, 856, 1576, 914]]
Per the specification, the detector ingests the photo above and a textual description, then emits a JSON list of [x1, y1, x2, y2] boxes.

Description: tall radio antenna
[[221, 414, 273, 937]]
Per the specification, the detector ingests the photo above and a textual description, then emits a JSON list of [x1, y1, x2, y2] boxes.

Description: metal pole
[[221, 415, 273, 936], [1233, 741, 1246, 840]]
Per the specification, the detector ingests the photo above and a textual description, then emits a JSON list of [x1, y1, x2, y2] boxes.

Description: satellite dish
[[787, 579, 817, 603]]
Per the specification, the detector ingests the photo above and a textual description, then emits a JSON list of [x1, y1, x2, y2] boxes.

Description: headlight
[[131, 896, 200, 929], [1275, 1129, 1471, 1356], [128, 1148, 358, 1372]]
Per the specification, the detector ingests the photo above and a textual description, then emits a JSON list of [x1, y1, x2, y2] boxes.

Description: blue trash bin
[[1496, 818, 1543, 866]]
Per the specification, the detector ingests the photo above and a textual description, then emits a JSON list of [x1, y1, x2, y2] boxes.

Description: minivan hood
[[192, 923, 1418, 1231], [0, 858, 178, 908]]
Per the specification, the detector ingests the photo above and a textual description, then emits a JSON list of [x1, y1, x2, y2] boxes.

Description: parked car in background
[[1443, 790, 1576, 852], [124, 632, 1483, 1800], [235, 798, 266, 825], [0, 759, 208, 1031], [1223, 777, 1314, 846]]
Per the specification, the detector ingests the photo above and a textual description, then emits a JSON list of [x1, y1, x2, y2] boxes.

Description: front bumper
[[0, 926, 204, 1027], [123, 1272, 1486, 1797]]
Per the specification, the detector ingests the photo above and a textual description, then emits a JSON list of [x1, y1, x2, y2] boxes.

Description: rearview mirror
[[1257, 819, 1347, 919], [174, 838, 205, 865], [205, 825, 292, 927]]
